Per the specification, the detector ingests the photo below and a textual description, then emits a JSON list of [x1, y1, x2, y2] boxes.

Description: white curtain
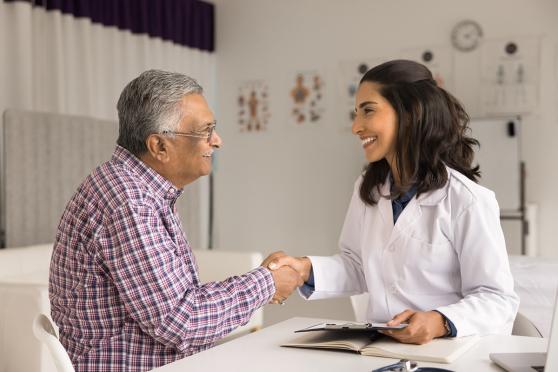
[[0, 1, 215, 249]]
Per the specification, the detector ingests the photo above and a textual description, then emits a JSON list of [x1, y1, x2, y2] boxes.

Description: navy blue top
[[392, 184, 417, 224]]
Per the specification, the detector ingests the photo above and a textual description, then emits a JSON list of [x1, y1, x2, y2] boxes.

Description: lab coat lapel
[[382, 168, 450, 244], [393, 197, 422, 234], [393, 182, 449, 238], [376, 177, 416, 247], [377, 178, 394, 226]]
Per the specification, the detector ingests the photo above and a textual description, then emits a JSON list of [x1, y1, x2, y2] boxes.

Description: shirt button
[[387, 244, 395, 252], [390, 284, 397, 294]]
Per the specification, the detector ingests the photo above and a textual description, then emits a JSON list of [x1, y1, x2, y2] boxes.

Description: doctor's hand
[[262, 251, 312, 282], [380, 309, 447, 345], [268, 265, 303, 305]]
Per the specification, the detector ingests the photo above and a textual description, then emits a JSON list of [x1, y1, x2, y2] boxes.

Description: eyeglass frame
[[161, 122, 216, 144], [371, 359, 454, 372]]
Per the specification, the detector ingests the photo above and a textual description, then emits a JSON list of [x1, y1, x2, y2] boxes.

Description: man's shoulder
[[82, 159, 154, 212]]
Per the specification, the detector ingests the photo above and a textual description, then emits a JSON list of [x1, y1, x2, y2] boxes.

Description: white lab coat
[[304, 166, 519, 337]]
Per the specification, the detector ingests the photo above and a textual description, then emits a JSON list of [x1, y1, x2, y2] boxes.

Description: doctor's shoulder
[[446, 167, 500, 218]]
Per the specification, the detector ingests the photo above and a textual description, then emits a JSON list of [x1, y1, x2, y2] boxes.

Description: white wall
[[212, 0, 558, 324]]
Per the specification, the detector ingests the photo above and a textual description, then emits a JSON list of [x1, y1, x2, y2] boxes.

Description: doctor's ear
[[145, 134, 170, 163]]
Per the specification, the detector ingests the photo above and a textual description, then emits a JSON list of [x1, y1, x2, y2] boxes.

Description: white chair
[[350, 292, 370, 322], [0, 244, 54, 372], [32, 314, 75, 372], [512, 312, 543, 337]]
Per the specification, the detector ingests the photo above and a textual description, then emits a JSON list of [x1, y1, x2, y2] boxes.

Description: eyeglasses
[[162, 123, 216, 144], [372, 359, 454, 372]]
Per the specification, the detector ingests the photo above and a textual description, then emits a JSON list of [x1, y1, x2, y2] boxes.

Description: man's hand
[[380, 309, 447, 344], [269, 265, 303, 305], [262, 251, 312, 282]]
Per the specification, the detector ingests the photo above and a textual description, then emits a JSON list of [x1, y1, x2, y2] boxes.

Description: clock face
[[451, 20, 483, 52]]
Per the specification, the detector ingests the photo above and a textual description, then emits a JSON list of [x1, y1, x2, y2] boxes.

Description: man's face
[[166, 94, 222, 188]]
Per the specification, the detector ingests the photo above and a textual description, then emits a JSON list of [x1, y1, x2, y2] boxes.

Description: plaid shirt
[[49, 146, 275, 372]]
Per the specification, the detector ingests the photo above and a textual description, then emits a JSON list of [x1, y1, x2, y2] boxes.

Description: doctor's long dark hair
[[359, 60, 480, 206]]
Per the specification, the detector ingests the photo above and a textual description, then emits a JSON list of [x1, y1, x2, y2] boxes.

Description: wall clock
[[451, 20, 483, 52]]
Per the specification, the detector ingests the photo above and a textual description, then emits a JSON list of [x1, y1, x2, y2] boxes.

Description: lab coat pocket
[[399, 233, 458, 295]]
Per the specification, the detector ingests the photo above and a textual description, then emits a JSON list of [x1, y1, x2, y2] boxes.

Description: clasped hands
[[260, 251, 311, 305]]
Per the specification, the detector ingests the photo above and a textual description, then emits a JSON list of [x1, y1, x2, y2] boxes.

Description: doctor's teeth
[[362, 137, 377, 146]]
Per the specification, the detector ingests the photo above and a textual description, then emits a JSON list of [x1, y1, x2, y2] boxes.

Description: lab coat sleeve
[[300, 178, 368, 300], [435, 190, 519, 336]]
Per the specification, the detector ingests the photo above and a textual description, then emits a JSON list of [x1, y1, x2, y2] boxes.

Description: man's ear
[[145, 134, 170, 163]]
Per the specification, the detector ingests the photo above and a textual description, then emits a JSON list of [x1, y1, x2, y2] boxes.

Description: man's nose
[[211, 130, 223, 148]]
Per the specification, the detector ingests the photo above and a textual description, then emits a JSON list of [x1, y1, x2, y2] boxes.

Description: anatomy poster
[[480, 37, 540, 115], [289, 71, 325, 125], [237, 80, 270, 132], [399, 46, 454, 92]]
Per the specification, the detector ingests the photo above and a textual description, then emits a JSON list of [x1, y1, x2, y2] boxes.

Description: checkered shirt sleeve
[[103, 201, 275, 353]]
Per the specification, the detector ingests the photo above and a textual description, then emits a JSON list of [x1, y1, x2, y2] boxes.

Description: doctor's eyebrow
[[355, 101, 378, 112], [358, 101, 378, 109]]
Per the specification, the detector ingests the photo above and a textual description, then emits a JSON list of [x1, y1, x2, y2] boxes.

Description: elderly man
[[49, 70, 301, 371]]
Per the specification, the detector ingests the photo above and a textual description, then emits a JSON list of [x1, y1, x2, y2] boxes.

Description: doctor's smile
[[360, 136, 377, 148]]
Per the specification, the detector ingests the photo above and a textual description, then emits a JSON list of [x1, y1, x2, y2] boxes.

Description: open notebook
[[282, 330, 479, 363]]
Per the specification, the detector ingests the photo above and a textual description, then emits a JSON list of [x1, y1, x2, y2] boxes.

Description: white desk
[[151, 317, 548, 372]]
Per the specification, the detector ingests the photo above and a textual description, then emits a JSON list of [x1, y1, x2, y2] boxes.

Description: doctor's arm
[[381, 309, 448, 344], [435, 192, 520, 337]]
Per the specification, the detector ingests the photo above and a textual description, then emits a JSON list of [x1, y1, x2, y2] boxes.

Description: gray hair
[[116, 69, 203, 155]]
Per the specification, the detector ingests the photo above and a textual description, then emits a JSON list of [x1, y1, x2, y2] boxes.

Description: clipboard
[[295, 322, 408, 333]]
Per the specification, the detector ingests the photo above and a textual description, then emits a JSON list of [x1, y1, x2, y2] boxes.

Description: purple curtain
[[4, 0, 215, 52]]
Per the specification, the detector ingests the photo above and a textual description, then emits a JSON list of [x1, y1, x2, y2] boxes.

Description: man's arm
[[102, 202, 296, 353]]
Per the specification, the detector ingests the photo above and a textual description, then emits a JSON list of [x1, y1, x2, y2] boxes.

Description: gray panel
[[2, 109, 117, 247], [1, 109, 206, 250]]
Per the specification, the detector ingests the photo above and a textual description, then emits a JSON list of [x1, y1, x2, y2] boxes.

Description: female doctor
[[266, 60, 519, 344]]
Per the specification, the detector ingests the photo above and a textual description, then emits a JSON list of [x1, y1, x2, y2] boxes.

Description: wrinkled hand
[[380, 309, 447, 344], [261, 251, 288, 271], [269, 265, 303, 304], [262, 251, 312, 282]]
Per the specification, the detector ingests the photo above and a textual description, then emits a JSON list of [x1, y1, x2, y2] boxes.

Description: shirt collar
[[386, 171, 448, 206], [397, 184, 417, 204], [112, 145, 183, 201], [389, 174, 417, 203]]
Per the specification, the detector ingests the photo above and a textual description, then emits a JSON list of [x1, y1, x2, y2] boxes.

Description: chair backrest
[[192, 249, 263, 283], [350, 292, 369, 322], [512, 311, 543, 337], [32, 314, 75, 372]]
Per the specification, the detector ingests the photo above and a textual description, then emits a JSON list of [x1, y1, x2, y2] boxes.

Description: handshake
[[260, 251, 312, 305]]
